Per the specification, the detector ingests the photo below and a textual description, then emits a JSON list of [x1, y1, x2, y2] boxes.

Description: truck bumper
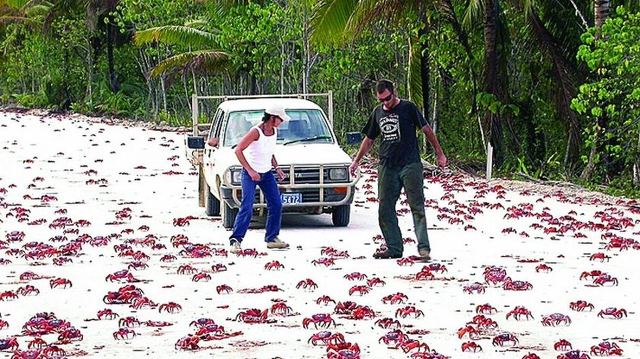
[[220, 184, 356, 209]]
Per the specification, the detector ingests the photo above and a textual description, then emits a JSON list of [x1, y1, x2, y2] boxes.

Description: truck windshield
[[223, 109, 333, 147]]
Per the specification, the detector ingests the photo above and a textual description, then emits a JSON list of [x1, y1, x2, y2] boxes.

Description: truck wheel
[[222, 202, 238, 229], [205, 183, 220, 216], [332, 205, 350, 227]]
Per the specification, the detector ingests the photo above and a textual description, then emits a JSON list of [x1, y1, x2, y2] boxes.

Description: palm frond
[[348, 0, 416, 35], [184, 19, 209, 30], [6, 0, 29, 8], [309, 0, 357, 45], [134, 25, 218, 48], [0, 15, 36, 24], [462, 0, 485, 30], [150, 50, 229, 78]]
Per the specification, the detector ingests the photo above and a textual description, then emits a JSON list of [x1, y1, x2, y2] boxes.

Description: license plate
[[281, 193, 302, 204]]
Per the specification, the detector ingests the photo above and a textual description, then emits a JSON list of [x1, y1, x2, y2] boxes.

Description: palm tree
[[133, 24, 229, 96], [310, 0, 434, 117]]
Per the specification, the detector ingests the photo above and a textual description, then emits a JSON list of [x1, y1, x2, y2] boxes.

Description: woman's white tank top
[[244, 125, 277, 173]]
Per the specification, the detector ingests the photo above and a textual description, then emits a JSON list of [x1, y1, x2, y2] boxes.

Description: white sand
[[1, 110, 639, 358]]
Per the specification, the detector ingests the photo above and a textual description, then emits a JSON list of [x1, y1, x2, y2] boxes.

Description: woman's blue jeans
[[230, 169, 282, 242]]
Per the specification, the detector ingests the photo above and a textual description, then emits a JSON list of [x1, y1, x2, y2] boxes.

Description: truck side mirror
[[187, 136, 205, 149], [346, 132, 363, 145]]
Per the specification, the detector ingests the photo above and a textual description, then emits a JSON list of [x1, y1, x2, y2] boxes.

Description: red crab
[[308, 331, 346, 346], [589, 252, 610, 262], [396, 257, 415, 266], [399, 339, 430, 353], [463, 282, 486, 294], [127, 261, 148, 271], [160, 255, 176, 262], [592, 274, 618, 286], [49, 278, 72, 289], [303, 314, 337, 329], [569, 300, 594, 312], [334, 301, 359, 315], [506, 306, 533, 320], [554, 339, 573, 351], [415, 269, 435, 281], [348, 285, 370, 296], [541, 313, 571, 326], [461, 341, 482, 352], [0, 319, 8, 329], [172, 217, 192, 227], [580, 270, 604, 280], [457, 325, 479, 339], [0, 290, 18, 301], [476, 303, 497, 314], [312, 257, 335, 267], [395, 306, 424, 318], [503, 279, 533, 291], [177, 265, 197, 275], [27, 338, 47, 349], [0, 337, 19, 351], [97, 309, 119, 320], [216, 284, 233, 294], [270, 301, 293, 316], [264, 260, 284, 270], [159, 302, 182, 313], [366, 277, 386, 287], [58, 327, 83, 342], [382, 292, 408, 304], [343, 272, 367, 281], [326, 342, 360, 359], [375, 317, 401, 329], [423, 263, 447, 273], [590, 341, 622, 356], [346, 305, 376, 320], [16, 285, 39, 296], [521, 353, 541, 359], [535, 264, 553, 272], [211, 263, 227, 272], [557, 350, 592, 359], [175, 335, 200, 350], [235, 309, 270, 324], [113, 328, 136, 340], [316, 295, 336, 306], [378, 329, 409, 346], [492, 333, 518, 346], [119, 316, 141, 327], [192, 272, 211, 282], [296, 279, 318, 291], [105, 270, 139, 283], [597, 307, 627, 319]]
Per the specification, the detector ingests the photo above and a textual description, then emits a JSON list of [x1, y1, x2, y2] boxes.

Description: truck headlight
[[225, 168, 242, 185], [328, 168, 348, 181], [231, 170, 242, 185]]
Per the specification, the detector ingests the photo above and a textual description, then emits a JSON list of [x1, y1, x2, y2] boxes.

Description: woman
[[229, 105, 289, 251]]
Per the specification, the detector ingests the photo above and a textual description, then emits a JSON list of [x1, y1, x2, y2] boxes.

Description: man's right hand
[[349, 161, 359, 177], [247, 169, 261, 181]]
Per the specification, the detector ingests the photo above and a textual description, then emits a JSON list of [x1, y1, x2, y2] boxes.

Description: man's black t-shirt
[[362, 99, 428, 168]]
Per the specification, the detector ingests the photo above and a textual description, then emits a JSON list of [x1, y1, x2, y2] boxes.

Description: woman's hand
[[247, 169, 261, 181], [276, 167, 286, 182]]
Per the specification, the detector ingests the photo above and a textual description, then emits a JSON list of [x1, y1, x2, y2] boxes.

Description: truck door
[[204, 109, 225, 179]]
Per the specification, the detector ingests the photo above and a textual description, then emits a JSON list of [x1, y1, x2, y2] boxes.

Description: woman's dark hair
[[376, 79, 395, 94], [262, 112, 272, 123]]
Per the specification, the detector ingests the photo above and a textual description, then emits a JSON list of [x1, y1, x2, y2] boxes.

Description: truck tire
[[332, 205, 350, 227], [204, 183, 220, 216], [222, 202, 238, 229]]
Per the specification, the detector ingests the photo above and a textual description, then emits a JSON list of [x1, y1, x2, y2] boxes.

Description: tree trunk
[[528, 10, 581, 174], [106, 21, 120, 92], [418, 4, 430, 120], [483, 0, 504, 166], [581, 0, 611, 181]]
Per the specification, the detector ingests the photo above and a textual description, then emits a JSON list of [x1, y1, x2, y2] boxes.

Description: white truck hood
[[215, 143, 351, 169]]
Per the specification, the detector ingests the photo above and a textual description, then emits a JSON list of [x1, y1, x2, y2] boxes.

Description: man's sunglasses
[[378, 93, 393, 102]]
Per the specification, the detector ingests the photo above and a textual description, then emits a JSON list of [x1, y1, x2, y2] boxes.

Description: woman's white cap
[[265, 105, 291, 121]]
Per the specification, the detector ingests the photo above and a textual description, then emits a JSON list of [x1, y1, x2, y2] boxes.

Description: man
[[349, 79, 447, 260]]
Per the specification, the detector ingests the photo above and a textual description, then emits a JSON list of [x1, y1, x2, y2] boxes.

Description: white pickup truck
[[186, 93, 360, 229]]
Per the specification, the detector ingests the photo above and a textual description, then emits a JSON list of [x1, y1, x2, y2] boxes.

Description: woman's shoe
[[266, 237, 289, 249]]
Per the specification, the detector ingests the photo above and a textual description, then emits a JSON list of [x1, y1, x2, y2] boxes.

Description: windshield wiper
[[283, 136, 332, 146]]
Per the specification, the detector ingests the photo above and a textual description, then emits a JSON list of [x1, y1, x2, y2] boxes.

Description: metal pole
[[192, 94, 199, 136], [328, 90, 334, 126], [486, 142, 493, 180]]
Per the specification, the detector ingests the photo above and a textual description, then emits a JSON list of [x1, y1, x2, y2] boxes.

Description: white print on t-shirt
[[379, 114, 401, 143]]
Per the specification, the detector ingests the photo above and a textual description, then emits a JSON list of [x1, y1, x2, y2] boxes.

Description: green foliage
[[572, 7, 640, 181]]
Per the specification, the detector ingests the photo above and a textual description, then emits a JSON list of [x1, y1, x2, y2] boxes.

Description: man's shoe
[[418, 249, 431, 261], [229, 238, 242, 253], [373, 251, 402, 259], [266, 237, 289, 249]]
